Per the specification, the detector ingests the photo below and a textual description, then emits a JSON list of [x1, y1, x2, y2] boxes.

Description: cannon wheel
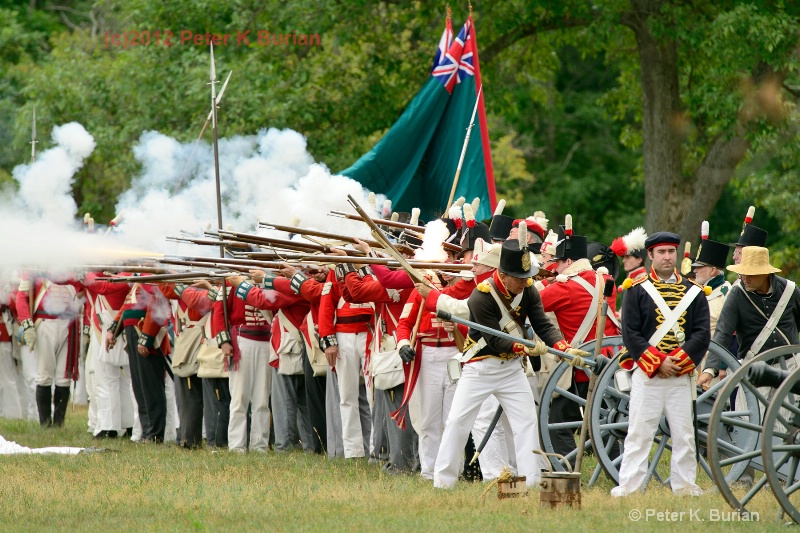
[[707, 345, 800, 514], [589, 341, 741, 487], [537, 335, 625, 482], [762, 356, 800, 523]]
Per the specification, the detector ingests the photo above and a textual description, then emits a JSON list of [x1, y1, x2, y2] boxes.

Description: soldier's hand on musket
[[441, 321, 455, 333], [226, 275, 244, 287], [415, 282, 432, 298], [330, 247, 348, 257], [279, 263, 297, 278], [353, 238, 372, 255], [399, 345, 416, 363], [657, 356, 681, 378], [249, 269, 266, 284], [191, 280, 213, 290], [325, 346, 339, 368]]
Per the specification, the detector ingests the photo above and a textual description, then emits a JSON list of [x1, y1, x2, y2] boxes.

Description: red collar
[[649, 266, 681, 283], [476, 270, 494, 285], [492, 271, 511, 298], [628, 266, 646, 279]]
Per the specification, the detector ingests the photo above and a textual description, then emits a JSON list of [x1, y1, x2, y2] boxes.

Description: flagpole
[[445, 84, 482, 213], [209, 44, 231, 333], [31, 105, 37, 163], [172, 70, 233, 195]]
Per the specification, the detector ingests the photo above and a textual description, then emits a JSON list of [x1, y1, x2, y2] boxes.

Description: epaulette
[[630, 276, 648, 287], [477, 281, 490, 293], [526, 278, 533, 287], [687, 278, 704, 289]]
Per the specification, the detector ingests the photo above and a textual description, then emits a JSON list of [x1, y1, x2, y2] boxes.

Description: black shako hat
[[460, 222, 492, 254], [499, 240, 538, 278], [499, 221, 538, 278], [732, 224, 768, 248], [645, 231, 681, 250], [587, 242, 620, 279], [489, 214, 514, 242], [553, 227, 588, 261], [692, 239, 730, 270]]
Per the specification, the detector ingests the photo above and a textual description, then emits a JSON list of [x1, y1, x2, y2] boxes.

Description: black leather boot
[[52, 386, 71, 428], [35, 385, 52, 427]]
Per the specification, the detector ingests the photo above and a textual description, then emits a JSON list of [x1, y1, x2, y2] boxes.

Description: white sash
[[641, 280, 702, 347], [570, 273, 602, 345], [745, 280, 795, 358], [461, 281, 524, 363]]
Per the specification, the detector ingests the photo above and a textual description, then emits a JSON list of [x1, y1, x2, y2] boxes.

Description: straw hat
[[727, 246, 781, 275]]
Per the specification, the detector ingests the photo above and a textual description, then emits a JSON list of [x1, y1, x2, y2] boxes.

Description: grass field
[[0, 407, 787, 532]]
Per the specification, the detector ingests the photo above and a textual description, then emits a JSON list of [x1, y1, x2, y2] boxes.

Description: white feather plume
[[410, 207, 420, 226], [494, 199, 506, 217], [471, 197, 480, 216], [701, 220, 709, 239]]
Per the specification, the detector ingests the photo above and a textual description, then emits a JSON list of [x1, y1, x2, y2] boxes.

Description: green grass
[[0, 408, 788, 532]]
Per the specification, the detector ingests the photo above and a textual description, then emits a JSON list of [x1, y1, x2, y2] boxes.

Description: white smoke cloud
[[1, 123, 387, 276], [114, 127, 383, 252], [12, 122, 95, 227]]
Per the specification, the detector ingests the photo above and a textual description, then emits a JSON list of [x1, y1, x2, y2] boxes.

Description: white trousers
[[92, 327, 134, 435], [0, 343, 22, 419], [416, 345, 458, 478], [612, 368, 701, 496], [228, 336, 272, 452], [335, 332, 369, 458], [85, 332, 98, 432], [434, 357, 542, 489], [34, 319, 70, 387], [19, 345, 37, 420], [471, 395, 516, 480]]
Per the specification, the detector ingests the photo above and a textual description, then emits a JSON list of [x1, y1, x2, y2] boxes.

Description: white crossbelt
[[641, 280, 702, 347], [461, 281, 525, 362], [570, 273, 602, 345], [744, 280, 795, 358]]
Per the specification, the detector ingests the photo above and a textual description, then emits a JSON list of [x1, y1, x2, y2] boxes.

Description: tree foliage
[[1, 0, 799, 276]]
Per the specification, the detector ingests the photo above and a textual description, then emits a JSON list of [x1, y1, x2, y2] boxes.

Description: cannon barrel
[[748, 362, 800, 394]]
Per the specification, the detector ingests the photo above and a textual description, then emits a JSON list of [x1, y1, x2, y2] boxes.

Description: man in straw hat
[[611, 232, 710, 497], [433, 222, 588, 489], [702, 246, 800, 377]]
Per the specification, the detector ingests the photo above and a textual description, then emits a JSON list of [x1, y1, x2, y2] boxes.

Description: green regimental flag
[[339, 15, 497, 222]]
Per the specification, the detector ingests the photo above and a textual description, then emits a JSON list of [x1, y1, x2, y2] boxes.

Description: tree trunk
[[626, 1, 686, 235], [626, 0, 749, 243]]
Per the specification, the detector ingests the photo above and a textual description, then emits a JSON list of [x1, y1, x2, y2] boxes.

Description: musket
[[234, 252, 474, 272], [213, 230, 366, 256], [347, 195, 429, 284], [161, 256, 284, 271], [445, 84, 482, 212], [574, 279, 615, 473], [99, 271, 234, 283], [68, 265, 173, 274], [166, 236, 252, 250], [257, 221, 413, 254], [172, 70, 233, 195], [208, 43, 230, 335], [31, 105, 37, 163], [328, 211, 462, 254]]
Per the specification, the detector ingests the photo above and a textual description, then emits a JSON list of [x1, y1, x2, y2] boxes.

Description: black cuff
[[357, 266, 373, 277], [215, 330, 232, 348], [334, 263, 356, 280], [290, 272, 308, 295], [319, 335, 338, 350], [138, 333, 155, 349]]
